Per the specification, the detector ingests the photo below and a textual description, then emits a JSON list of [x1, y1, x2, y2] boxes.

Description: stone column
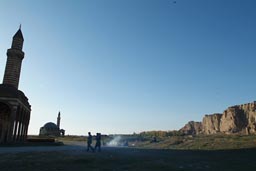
[[18, 108, 25, 142], [21, 112, 27, 141], [20, 108, 27, 142], [0, 122, 6, 143], [24, 111, 30, 141], [12, 106, 20, 142], [7, 106, 18, 143], [0, 121, 9, 143], [16, 107, 23, 142]]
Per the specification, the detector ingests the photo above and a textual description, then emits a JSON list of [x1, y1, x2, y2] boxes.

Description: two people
[[87, 132, 101, 152]]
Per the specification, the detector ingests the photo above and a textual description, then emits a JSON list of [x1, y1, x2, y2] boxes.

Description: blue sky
[[1, 0, 256, 135]]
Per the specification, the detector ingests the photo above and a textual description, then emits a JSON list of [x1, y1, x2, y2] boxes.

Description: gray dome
[[43, 122, 58, 129], [39, 122, 60, 137]]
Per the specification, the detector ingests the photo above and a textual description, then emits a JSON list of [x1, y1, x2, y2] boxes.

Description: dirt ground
[[0, 142, 255, 171]]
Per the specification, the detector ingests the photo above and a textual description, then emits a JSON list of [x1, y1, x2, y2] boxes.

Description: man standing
[[87, 132, 94, 152], [94, 133, 101, 152]]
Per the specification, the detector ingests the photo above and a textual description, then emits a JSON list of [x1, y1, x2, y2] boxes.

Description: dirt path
[[0, 141, 128, 154], [0, 140, 94, 154], [0, 144, 85, 154]]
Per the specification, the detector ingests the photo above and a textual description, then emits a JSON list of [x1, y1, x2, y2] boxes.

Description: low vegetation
[[37, 131, 256, 150], [134, 134, 256, 150]]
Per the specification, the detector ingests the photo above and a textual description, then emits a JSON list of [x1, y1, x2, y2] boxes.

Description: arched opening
[[0, 102, 11, 143]]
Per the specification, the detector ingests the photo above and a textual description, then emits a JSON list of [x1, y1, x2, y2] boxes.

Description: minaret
[[57, 111, 61, 129], [3, 26, 25, 89]]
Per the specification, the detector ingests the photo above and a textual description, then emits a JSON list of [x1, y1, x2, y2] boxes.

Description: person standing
[[87, 132, 94, 152], [94, 133, 101, 152]]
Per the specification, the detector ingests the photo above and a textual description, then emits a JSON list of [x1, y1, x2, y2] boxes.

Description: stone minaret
[[3, 27, 25, 89], [57, 111, 61, 129]]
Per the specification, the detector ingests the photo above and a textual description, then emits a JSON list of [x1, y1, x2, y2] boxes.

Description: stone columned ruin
[[0, 28, 31, 144]]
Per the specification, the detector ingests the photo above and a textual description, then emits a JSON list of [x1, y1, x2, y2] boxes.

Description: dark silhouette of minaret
[[57, 111, 61, 129], [3, 26, 25, 89], [0, 26, 31, 144]]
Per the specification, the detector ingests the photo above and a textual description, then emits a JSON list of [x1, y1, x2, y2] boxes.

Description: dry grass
[[133, 134, 256, 150], [4, 134, 253, 170]]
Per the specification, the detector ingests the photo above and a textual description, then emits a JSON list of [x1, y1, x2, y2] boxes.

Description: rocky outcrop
[[220, 106, 247, 134], [202, 113, 222, 134], [179, 121, 202, 135], [239, 102, 256, 134], [180, 101, 256, 135]]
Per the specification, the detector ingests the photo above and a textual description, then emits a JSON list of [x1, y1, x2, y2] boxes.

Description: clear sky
[[1, 0, 256, 135]]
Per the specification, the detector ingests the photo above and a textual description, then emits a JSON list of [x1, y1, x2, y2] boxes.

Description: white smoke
[[107, 135, 122, 147]]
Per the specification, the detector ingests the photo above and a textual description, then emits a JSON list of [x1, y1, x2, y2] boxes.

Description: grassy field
[[1, 134, 255, 170], [0, 147, 256, 171], [52, 134, 256, 149], [56, 133, 256, 150], [134, 134, 256, 150]]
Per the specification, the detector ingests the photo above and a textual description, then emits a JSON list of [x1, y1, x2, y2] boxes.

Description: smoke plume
[[107, 135, 122, 147]]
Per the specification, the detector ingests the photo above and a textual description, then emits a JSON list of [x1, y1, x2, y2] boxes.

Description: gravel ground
[[0, 143, 85, 154]]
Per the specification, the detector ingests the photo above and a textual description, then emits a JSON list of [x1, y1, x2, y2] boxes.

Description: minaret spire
[[2, 28, 25, 88], [57, 111, 61, 129]]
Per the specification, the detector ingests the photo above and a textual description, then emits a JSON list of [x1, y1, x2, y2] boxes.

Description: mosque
[[0, 28, 66, 143], [39, 112, 65, 137], [0, 27, 31, 144]]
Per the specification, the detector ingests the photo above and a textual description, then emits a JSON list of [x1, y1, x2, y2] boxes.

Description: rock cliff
[[220, 106, 247, 134], [202, 113, 222, 134], [179, 121, 202, 135], [180, 101, 256, 135]]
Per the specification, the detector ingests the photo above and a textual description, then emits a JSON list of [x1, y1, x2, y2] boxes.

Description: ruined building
[[0, 28, 31, 144], [39, 112, 65, 137]]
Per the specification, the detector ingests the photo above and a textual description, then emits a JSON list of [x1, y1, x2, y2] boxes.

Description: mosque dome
[[44, 122, 58, 129], [39, 122, 60, 136]]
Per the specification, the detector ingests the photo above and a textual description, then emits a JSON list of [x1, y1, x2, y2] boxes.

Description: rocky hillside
[[179, 121, 202, 135], [180, 101, 256, 135]]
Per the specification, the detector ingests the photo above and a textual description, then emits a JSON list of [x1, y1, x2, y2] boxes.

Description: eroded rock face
[[220, 106, 247, 133], [179, 121, 202, 135], [240, 103, 256, 134], [246, 111, 256, 134], [202, 113, 222, 134], [180, 101, 256, 135]]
